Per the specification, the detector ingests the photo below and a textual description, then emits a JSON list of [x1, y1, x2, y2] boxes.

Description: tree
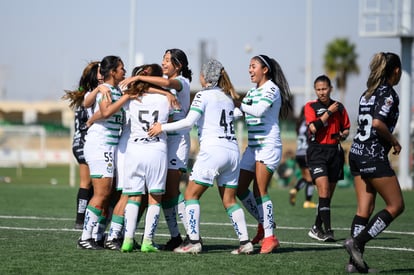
[[323, 38, 359, 103]]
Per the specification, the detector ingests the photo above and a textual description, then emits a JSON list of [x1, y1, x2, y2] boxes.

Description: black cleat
[[77, 238, 103, 250], [344, 238, 368, 273], [163, 235, 183, 251]]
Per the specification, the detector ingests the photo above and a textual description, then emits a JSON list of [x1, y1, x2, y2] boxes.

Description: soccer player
[[77, 56, 136, 249], [62, 61, 103, 229], [120, 64, 174, 253], [120, 49, 192, 250], [104, 64, 169, 251], [344, 52, 404, 273], [305, 75, 350, 242], [289, 106, 316, 209], [234, 55, 293, 254], [148, 59, 253, 254]]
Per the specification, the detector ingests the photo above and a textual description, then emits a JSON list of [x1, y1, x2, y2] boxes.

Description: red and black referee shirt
[[304, 99, 351, 145]]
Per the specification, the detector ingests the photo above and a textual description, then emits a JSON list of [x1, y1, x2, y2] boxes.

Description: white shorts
[[122, 141, 167, 195], [240, 145, 282, 173], [167, 133, 190, 171], [115, 129, 130, 190], [190, 146, 240, 188], [84, 140, 116, 178]]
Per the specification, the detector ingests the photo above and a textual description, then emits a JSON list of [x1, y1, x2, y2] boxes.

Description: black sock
[[351, 215, 369, 238], [305, 182, 314, 201], [315, 213, 323, 230], [318, 197, 331, 231], [76, 188, 90, 223], [355, 209, 393, 248], [295, 178, 306, 191]]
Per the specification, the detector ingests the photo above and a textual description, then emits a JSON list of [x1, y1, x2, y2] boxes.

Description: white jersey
[[163, 87, 238, 151], [125, 93, 172, 145], [122, 93, 172, 195], [163, 87, 240, 186], [85, 84, 124, 146], [240, 80, 282, 148], [168, 75, 191, 135]]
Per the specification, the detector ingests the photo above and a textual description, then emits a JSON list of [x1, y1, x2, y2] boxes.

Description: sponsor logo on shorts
[[361, 167, 376, 173], [313, 167, 323, 174]]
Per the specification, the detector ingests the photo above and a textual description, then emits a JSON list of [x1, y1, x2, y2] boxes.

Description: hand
[[392, 140, 401, 155], [119, 76, 139, 91], [166, 93, 181, 110], [147, 122, 162, 137], [328, 102, 339, 113], [339, 129, 349, 141], [233, 98, 242, 108], [98, 85, 112, 103]]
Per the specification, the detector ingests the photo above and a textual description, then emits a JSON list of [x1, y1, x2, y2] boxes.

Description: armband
[[312, 119, 324, 131]]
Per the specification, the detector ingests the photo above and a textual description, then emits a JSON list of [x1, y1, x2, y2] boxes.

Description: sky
[[0, 0, 405, 120]]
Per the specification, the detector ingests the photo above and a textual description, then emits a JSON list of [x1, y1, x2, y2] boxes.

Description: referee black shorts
[[306, 143, 344, 182]]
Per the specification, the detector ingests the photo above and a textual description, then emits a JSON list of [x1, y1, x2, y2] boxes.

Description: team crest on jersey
[[107, 162, 113, 173], [360, 96, 375, 106], [380, 95, 393, 115]]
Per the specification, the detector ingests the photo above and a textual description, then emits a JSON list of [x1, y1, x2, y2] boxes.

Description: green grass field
[[0, 166, 413, 275]]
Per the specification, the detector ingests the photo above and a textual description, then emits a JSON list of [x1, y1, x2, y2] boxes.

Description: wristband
[[326, 110, 333, 116]]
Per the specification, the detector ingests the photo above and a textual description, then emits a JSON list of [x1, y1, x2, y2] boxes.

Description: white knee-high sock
[[238, 189, 260, 222], [177, 193, 188, 232], [81, 206, 101, 240], [226, 203, 249, 243], [259, 195, 275, 238], [143, 203, 161, 241], [185, 199, 200, 241], [123, 200, 140, 239]]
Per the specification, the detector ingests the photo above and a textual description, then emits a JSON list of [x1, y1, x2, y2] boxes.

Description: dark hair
[[125, 63, 164, 96], [165, 48, 192, 82], [365, 52, 401, 99], [313, 75, 332, 88], [253, 54, 293, 119], [100, 55, 123, 80], [62, 61, 100, 109]]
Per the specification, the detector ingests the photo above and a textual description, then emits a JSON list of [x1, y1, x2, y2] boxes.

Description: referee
[[305, 75, 350, 242]]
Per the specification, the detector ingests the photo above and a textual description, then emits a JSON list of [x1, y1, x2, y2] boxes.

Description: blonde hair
[[218, 69, 240, 100], [365, 52, 401, 100]]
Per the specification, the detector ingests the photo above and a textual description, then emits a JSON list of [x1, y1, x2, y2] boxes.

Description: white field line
[[1, 215, 414, 235], [0, 215, 413, 253]]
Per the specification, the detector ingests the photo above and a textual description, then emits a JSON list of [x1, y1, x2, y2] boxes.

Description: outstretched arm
[[147, 110, 200, 137]]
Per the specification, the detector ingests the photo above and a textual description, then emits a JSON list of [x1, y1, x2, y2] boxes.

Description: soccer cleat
[[251, 223, 264, 245], [173, 239, 202, 254], [141, 239, 159, 253], [346, 260, 377, 273], [308, 225, 329, 242], [121, 237, 134, 252], [303, 201, 317, 209], [289, 189, 297, 206], [163, 235, 183, 251], [344, 237, 368, 273], [133, 238, 141, 251], [231, 241, 254, 255], [104, 237, 122, 250], [324, 229, 335, 242], [259, 235, 280, 254], [77, 238, 103, 250]]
